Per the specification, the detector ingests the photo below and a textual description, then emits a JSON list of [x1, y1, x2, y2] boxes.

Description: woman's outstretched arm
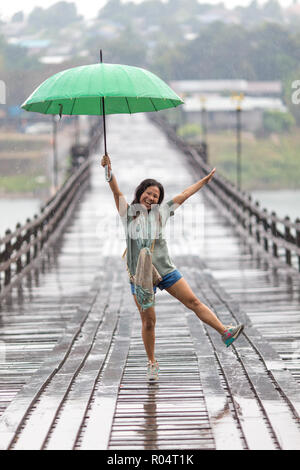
[[172, 168, 216, 206], [101, 155, 128, 216]]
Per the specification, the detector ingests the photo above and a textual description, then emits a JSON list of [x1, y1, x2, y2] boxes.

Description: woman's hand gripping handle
[[101, 154, 112, 182]]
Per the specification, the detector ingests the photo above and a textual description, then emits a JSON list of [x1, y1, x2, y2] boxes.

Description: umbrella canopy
[[21, 57, 184, 182], [21, 63, 183, 116]]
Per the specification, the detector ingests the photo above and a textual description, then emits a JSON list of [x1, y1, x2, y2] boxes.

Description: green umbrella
[[21, 51, 184, 181]]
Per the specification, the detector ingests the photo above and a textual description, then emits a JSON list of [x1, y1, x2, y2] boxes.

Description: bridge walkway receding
[[0, 113, 299, 450]]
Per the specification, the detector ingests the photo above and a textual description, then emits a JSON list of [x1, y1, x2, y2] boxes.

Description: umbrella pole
[[52, 115, 58, 192], [100, 50, 111, 182], [102, 96, 107, 156]]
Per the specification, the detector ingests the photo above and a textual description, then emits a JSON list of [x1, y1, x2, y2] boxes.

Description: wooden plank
[[200, 280, 300, 448], [182, 257, 277, 450], [78, 292, 134, 450], [0, 266, 109, 450], [186, 310, 244, 450], [44, 286, 127, 449], [11, 270, 122, 450], [197, 257, 300, 421], [186, 255, 300, 449], [108, 297, 215, 451]]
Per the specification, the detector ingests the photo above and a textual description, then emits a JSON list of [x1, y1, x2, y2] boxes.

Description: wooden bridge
[[0, 113, 299, 450]]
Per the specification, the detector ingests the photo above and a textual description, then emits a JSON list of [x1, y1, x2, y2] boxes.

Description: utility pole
[[231, 93, 244, 191]]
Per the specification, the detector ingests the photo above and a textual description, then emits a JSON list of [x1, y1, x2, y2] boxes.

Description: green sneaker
[[147, 360, 160, 381], [222, 324, 244, 348]]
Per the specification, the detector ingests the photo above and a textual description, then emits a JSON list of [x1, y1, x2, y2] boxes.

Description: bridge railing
[[151, 114, 300, 276], [0, 121, 102, 296]]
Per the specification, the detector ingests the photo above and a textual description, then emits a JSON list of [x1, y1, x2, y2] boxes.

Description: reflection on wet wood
[[108, 298, 215, 450]]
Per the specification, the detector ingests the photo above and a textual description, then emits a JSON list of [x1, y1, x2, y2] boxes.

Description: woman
[[101, 155, 244, 380]]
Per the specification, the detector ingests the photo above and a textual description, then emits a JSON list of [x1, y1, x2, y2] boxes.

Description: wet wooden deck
[[0, 114, 299, 450]]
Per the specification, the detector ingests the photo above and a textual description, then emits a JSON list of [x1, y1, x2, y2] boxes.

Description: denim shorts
[[130, 269, 182, 295]]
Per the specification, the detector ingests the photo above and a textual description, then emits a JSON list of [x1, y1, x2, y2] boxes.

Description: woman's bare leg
[[133, 294, 156, 363], [165, 277, 226, 335]]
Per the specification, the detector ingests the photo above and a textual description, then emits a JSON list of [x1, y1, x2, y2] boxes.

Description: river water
[[0, 198, 42, 237], [250, 189, 300, 222]]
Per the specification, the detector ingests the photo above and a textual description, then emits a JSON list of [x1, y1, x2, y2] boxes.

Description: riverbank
[[0, 121, 78, 197], [207, 129, 300, 190], [0, 174, 49, 196], [177, 126, 300, 191]]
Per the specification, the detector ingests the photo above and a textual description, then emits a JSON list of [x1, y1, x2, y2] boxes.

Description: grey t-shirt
[[121, 200, 179, 278]]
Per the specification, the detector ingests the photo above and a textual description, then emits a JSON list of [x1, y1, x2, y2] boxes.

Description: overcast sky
[[0, 0, 295, 22]]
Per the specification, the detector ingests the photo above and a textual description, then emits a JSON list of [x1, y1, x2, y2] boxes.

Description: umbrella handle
[[105, 164, 112, 182]]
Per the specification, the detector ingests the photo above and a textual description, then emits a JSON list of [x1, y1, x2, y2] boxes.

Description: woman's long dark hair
[[131, 179, 164, 205], [130, 179, 164, 219]]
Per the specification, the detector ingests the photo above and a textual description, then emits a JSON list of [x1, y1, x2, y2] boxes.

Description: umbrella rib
[[125, 97, 131, 114], [70, 98, 76, 115], [45, 101, 52, 114], [150, 98, 158, 112]]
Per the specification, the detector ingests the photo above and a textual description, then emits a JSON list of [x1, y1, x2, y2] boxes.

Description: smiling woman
[[131, 179, 164, 212], [100, 152, 244, 381], [140, 185, 160, 209]]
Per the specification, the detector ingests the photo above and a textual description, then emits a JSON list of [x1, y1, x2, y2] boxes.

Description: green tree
[[246, 23, 300, 80], [180, 23, 255, 79], [11, 11, 24, 22], [263, 110, 295, 134], [28, 2, 80, 30], [235, 0, 263, 25], [262, 0, 283, 21], [98, 0, 135, 26], [151, 40, 185, 80], [95, 25, 148, 68]]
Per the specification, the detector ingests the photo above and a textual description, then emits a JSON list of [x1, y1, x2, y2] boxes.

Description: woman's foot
[[221, 324, 244, 347], [147, 360, 160, 381]]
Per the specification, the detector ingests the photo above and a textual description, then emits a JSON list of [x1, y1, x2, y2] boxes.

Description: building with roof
[[170, 80, 285, 132], [170, 79, 282, 97]]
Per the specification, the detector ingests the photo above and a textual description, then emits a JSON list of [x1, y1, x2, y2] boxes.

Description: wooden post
[[295, 218, 300, 272], [284, 216, 292, 266], [255, 201, 260, 244], [33, 215, 38, 259], [16, 223, 22, 274], [4, 229, 12, 286], [248, 195, 253, 237], [25, 218, 31, 266], [40, 208, 45, 250], [241, 192, 247, 230], [271, 211, 278, 258], [262, 208, 269, 252]]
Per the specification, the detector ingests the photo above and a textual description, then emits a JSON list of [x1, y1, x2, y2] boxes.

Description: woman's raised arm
[[101, 155, 128, 216], [172, 168, 216, 206]]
